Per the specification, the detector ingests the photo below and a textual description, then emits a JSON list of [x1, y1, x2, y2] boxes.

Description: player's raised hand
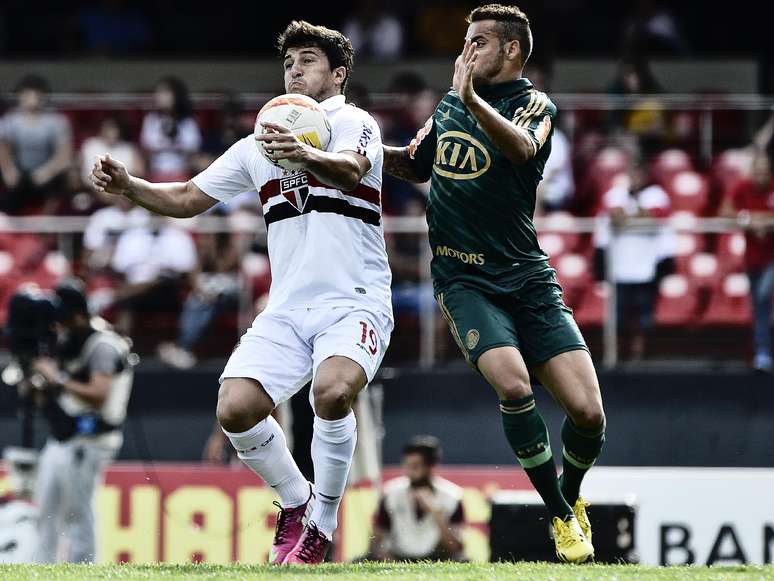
[[256, 121, 310, 165], [91, 154, 131, 195], [453, 39, 479, 106]]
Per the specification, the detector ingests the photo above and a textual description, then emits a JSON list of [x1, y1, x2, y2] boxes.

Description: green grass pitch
[[2, 562, 773, 580]]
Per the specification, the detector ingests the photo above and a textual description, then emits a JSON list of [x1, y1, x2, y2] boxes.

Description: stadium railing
[[1, 214, 764, 368]]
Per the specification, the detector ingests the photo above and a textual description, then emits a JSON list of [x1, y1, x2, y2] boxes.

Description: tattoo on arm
[[383, 146, 423, 183]]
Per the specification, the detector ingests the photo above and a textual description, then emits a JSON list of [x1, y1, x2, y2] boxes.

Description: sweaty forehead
[[466, 21, 500, 41]]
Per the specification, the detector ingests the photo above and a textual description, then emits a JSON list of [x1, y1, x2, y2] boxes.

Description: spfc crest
[[280, 172, 310, 212]]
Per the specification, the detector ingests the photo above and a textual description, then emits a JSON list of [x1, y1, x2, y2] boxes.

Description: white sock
[[224, 416, 310, 508], [308, 412, 357, 538]]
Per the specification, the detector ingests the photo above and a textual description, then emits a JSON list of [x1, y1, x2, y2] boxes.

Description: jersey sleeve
[[328, 109, 382, 173], [88, 341, 123, 375], [511, 93, 557, 157], [191, 138, 255, 203], [407, 115, 437, 182]]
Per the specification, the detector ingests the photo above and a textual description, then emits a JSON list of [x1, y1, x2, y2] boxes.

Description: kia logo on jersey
[[280, 172, 310, 211]]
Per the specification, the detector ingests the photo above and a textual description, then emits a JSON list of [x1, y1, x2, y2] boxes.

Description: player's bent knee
[[570, 403, 606, 430], [313, 381, 355, 419], [216, 379, 272, 432], [496, 377, 533, 401]]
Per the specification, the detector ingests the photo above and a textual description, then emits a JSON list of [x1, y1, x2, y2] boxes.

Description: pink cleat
[[268, 487, 314, 565], [283, 522, 331, 565]]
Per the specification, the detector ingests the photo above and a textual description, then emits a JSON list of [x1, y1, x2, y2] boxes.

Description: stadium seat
[[540, 212, 581, 254], [701, 273, 752, 326], [537, 233, 566, 259], [666, 171, 709, 215], [651, 149, 693, 187], [686, 252, 721, 288], [716, 232, 746, 274], [654, 274, 700, 326], [710, 149, 750, 198], [574, 282, 609, 327], [673, 232, 706, 272]]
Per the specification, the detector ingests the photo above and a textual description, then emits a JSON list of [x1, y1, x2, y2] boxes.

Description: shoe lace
[[554, 518, 577, 545], [296, 523, 325, 562], [273, 501, 290, 544]]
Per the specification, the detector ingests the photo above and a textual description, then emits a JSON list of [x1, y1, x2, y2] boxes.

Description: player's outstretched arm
[[455, 41, 536, 165], [383, 145, 426, 183], [90, 154, 217, 218]]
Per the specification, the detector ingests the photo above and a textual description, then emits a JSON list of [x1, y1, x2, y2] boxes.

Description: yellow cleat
[[552, 516, 594, 564], [572, 496, 592, 543]]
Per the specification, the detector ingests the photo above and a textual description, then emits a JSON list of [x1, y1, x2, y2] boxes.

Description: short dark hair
[[402, 435, 442, 466], [467, 4, 533, 66], [277, 20, 355, 94], [15, 74, 50, 95]]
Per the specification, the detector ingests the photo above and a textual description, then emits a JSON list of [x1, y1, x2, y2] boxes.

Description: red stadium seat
[[654, 274, 699, 326], [651, 149, 693, 187], [666, 171, 709, 215], [686, 252, 721, 288], [540, 212, 581, 254], [673, 232, 706, 272], [574, 282, 609, 327], [701, 274, 752, 326], [538, 233, 566, 259], [716, 232, 746, 274], [710, 149, 750, 199]]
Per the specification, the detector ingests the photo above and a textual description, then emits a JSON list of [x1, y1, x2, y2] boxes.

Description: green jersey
[[408, 78, 557, 293]]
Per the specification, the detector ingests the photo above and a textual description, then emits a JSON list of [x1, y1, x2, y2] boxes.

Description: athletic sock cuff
[[313, 412, 357, 444], [222, 419, 271, 451], [499, 395, 536, 415], [564, 416, 606, 438]]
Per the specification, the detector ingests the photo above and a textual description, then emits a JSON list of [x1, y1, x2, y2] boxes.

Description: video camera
[[1, 286, 59, 448]]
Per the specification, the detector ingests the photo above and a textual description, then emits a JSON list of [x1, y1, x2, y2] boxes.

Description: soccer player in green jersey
[[383, 4, 604, 563]]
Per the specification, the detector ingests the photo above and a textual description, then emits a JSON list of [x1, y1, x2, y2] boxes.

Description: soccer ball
[[254, 93, 332, 171]]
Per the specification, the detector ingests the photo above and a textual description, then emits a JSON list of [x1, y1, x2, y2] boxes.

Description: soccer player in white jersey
[[90, 21, 392, 565]]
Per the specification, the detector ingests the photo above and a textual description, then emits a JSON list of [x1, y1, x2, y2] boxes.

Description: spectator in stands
[[80, 115, 144, 189], [109, 213, 197, 339], [608, 58, 667, 158], [595, 160, 674, 361], [0, 75, 72, 214], [140, 76, 201, 182], [720, 152, 774, 373], [342, 0, 403, 60], [368, 435, 464, 562], [193, 94, 252, 174], [157, 229, 240, 369], [82, 195, 147, 277]]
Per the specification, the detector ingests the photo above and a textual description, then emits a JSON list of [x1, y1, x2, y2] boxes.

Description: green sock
[[559, 416, 606, 505], [500, 396, 573, 519]]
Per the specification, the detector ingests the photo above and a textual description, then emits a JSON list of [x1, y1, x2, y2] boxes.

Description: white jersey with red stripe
[[192, 94, 392, 322]]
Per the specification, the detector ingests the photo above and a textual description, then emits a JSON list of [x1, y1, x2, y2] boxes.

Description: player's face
[[402, 453, 432, 486], [18, 89, 44, 112], [283, 47, 339, 102], [465, 21, 509, 85], [751, 155, 771, 186]]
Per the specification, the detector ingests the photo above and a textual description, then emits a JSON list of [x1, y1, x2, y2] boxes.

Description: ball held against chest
[[254, 93, 332, 171]]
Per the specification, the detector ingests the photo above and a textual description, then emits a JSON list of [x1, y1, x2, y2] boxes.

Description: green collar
[[473, 77, 532, 100]]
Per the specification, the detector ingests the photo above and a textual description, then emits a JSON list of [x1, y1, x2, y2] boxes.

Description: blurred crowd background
[[0, 0, 773, 371]]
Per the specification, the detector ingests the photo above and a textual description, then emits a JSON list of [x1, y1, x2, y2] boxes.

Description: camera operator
[[26, 280, 134, 563]]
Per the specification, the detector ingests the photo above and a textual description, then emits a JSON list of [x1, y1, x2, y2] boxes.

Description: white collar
[[319, 94, 346, 112]]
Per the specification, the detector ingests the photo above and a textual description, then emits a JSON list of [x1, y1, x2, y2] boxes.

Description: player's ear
[[505, 39, 521, 63], [332, 66, 347, 90]]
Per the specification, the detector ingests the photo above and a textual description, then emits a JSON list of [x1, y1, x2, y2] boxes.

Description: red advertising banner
[[88, 463, 530, 563], [0, 463, 530, 563]]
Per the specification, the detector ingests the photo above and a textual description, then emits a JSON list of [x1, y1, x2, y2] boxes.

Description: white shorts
[[220, 306, 392, 406]]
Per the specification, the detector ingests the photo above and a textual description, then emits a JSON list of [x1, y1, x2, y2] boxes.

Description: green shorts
[[435, 269, 588, 369]]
